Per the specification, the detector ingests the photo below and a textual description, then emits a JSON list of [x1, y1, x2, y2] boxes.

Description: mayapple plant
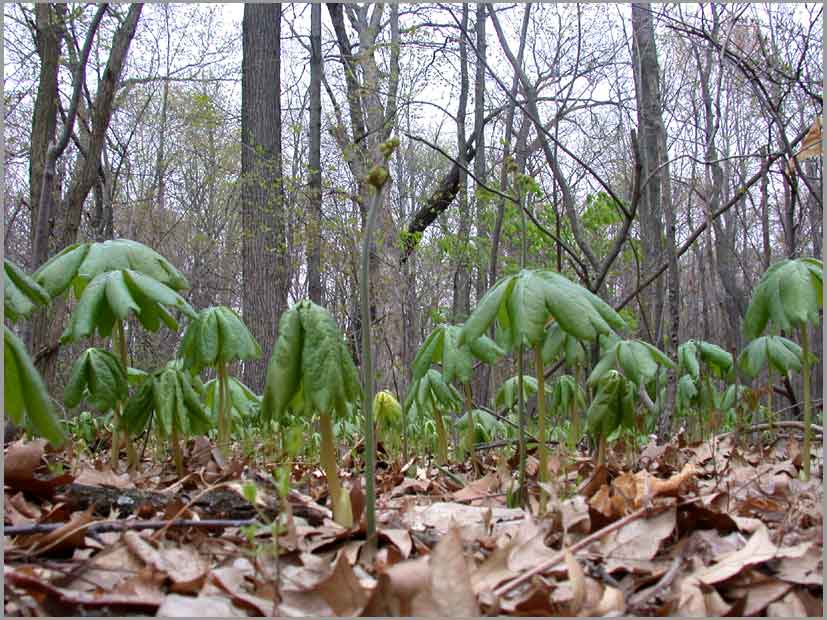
[[743, 257, 822, 480], [123, 360, 211, 476], [64, 348, 129, 465], [585, 369, 637, 465], [373, 390, 403, 456], [412, 324, 504, 468], [179, 305, 261, 454], [4, 260, 65, 446], [404, 368, 463, 465], [461, 269, 625, 501], [677, 339, 733, 438], [261, 300, 362, 528], [34, 239, 195, 470], [203, 374, 260, 436], [549, 374, 587, 449]]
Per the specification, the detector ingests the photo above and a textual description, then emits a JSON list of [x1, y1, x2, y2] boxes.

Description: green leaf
[[678, 341, 700, 380], [4, 326, 65, 446], [374, 390, 402, 428], [5, 259, 51, 323], [262, 305, 304, 423], [63, 348, 127, 411], [460, 276, 514, 345], [34, 243, 90, 297]]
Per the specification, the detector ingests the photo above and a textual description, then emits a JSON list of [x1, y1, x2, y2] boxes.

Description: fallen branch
[[4, 517, 258, 538], [714, 420, 823, 441]]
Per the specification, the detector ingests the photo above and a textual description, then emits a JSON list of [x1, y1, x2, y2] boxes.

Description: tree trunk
[[631, 3, 678, 440], [28, 3, 66, 267], [473, 4, 488, 302], [241, 4, 289, 392], [631, 3, 665, 345], [307, 3, 323, 304], [451, 4, 471, 323]]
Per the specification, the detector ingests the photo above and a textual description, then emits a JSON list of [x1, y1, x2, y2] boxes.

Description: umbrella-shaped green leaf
[[542, 322, 587, 367], [204, 376, 260, 424], [180, 306, 261, 372], [588, 338, 674, 388], [412, 324, 504, 385], [737, 335, 804, 378], [60, 270, 195, 344], [549, 374, 586, 415], [35, 239, 189, 299], [743, 258, 823, 339], [4, 326, 65, 446], [5, 259, 50, 323], [64, 348, 128, 411], [495, 375, 548, 411]]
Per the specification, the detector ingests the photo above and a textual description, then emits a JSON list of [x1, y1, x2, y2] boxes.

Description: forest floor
[[3, 429, 823, 617]]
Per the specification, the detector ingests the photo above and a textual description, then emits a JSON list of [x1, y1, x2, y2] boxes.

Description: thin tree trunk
[[307, 3, 323, 304], [451, 4, 471, 323]]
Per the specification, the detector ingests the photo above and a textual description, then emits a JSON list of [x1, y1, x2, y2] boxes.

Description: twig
[[4, 518, 258, 538], [434, 464, 467, 487], [492, 503, 668, 598], [714, 421, 823, 441]]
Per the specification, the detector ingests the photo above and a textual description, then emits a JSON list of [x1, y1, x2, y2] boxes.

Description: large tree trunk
[[306, 3, 323, 304], [473, 3, 488, 302], [631, 3, 678, 440], [241, 4, 289, 391], [28, 3, 66, 265]]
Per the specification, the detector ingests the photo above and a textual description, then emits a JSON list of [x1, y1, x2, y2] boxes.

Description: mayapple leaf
[[374, 390, 402, 428], [4, 259, 51, 323], [678, 341, 700, 380], [459, 275, 515, 345], [589, 338, 673, 388], [124, 362, 209, 439], [261, 305, 303, 424], [61, 270, 195, 344], [64, 348, 128, 411], [34, 243, 90, 298], [180, 306, 261, 372], [743, 258, 823, 339], [3, 326, 65, 447], [738, 335, 803, 378]]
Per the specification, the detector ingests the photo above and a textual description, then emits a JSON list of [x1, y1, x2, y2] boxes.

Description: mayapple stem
[[217, 362, 229, 455], [319, 412, 352, 527], [534, 345, 548, 513], [800, 326, 812, 481], [463, 382, 478, 474], [434, 411, 449, 465], [516, 343, 527, 507]]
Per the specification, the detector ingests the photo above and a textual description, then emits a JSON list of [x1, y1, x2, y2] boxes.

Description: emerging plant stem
[[463, 382, 478, 474], [319, 411, 351, 527], [516, 343, 527, 506], [800, 326, 812, 481], [217, 361, 230, 455], [534, 345, 548, 511]]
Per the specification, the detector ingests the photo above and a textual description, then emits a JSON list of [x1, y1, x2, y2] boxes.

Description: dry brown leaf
[[790, 117, 822, 168], [73, 467, 134, 489], [600, 505, 676, 574], [676, 575, 731, 616], [430, 527, 479, 616], [390, 477, 431, 497], [695, 524, 811, 585], [4, 439, 46, 480], [724, 573, 792, 616], [205, 566, 275, 616], [156, 594, 247, 617], [18, 507, 94, 555], [452, 472, 499, 502], [583, 585, 625, 616], [279, 550, 368, 617], [362, 556, 431, 616], [378, 528, 412, 559], [564, 548, 586, 614], [123, 531, 208, 593], [67, 541, 143, 591], [766, 589, 809, 617], [561, 495, 590, 536]]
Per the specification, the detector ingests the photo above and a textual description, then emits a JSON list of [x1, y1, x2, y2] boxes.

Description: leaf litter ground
[[3, 429, 823, 617]]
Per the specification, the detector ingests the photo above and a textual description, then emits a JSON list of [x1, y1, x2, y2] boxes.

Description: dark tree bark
[[307, 3, 323, 304], [28, 3, 66, 265], [631, 3, 665, 345], [473, 3, 488, 302], [451, 3, 471, 322], [631, 2, 679, 440], [241, 4, 289, 391]]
